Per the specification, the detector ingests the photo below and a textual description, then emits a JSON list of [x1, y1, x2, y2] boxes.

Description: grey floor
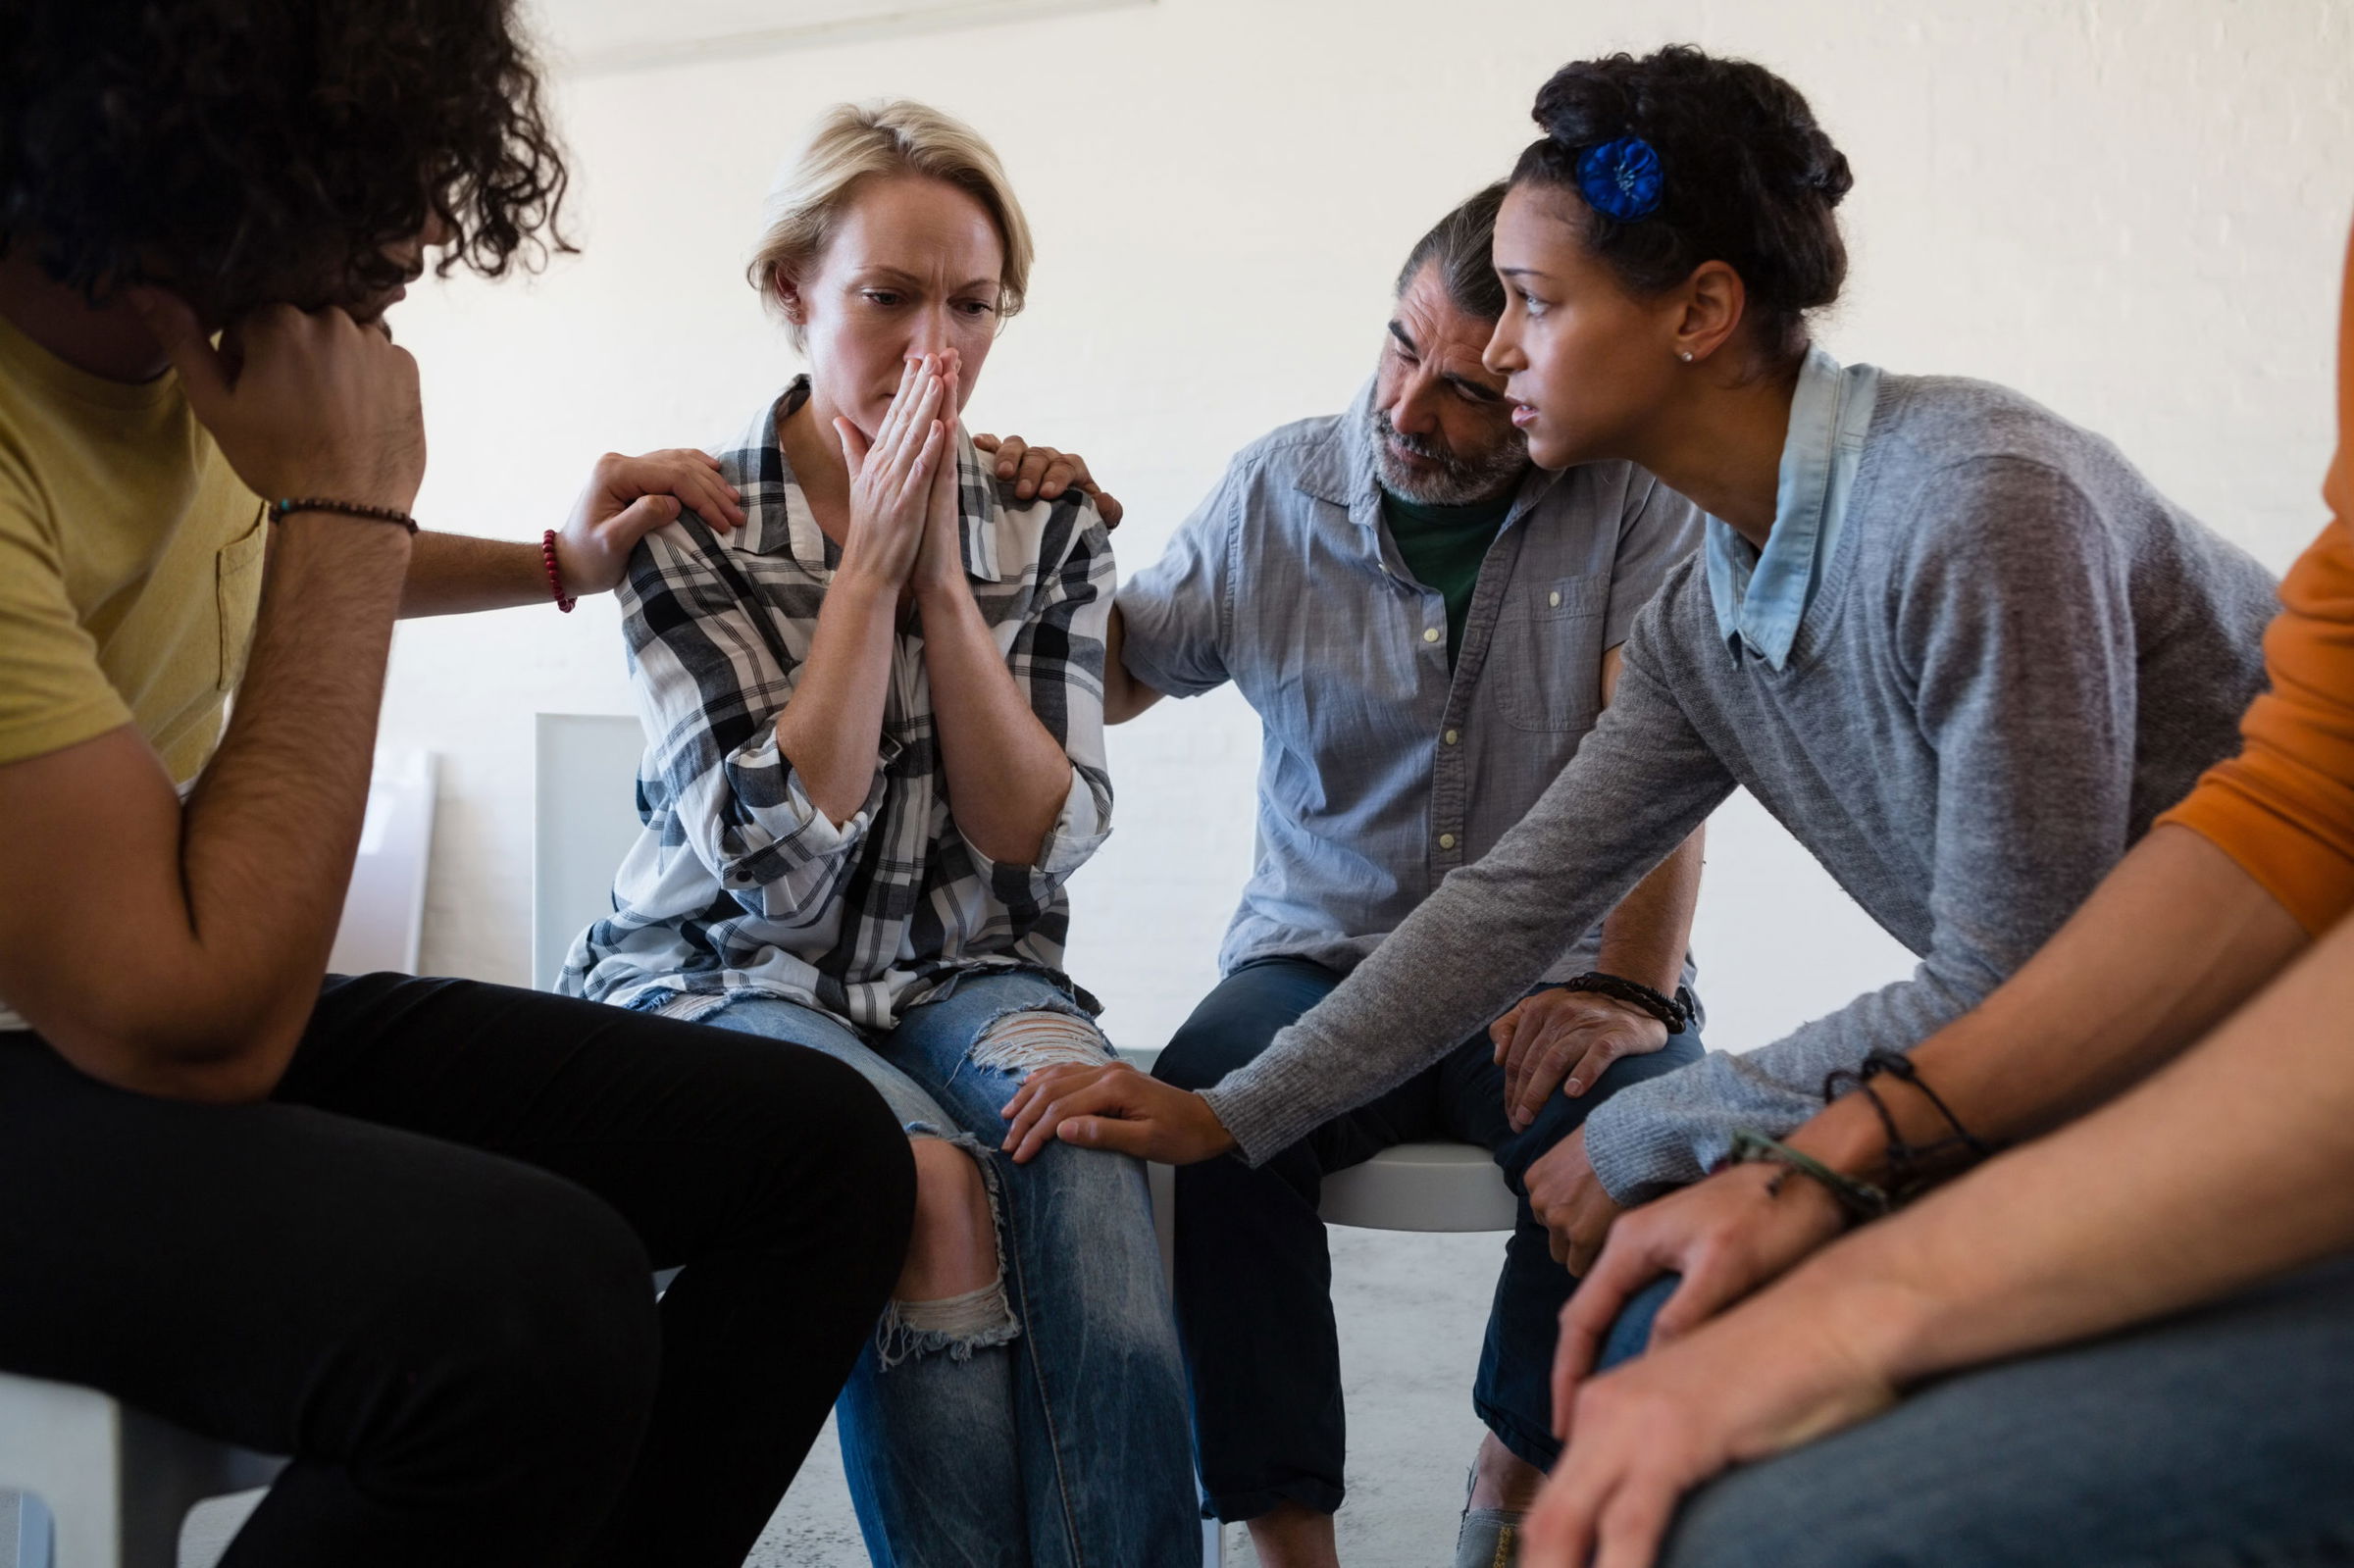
[[3, 1224, 1499, 1568]]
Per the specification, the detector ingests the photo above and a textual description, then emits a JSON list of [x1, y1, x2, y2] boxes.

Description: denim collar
[[1703, 347, 1881, 670]]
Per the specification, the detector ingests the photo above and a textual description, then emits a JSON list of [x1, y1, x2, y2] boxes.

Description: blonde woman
[[562, 102, 1195, 1564]]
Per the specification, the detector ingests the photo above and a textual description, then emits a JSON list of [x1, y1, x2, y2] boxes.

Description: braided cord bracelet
[[1820, 1049, 2001, 1198], [1727, 1129, 1891, 1222], [1558, 971, 1696, 1034], [269, 497, 418, 533]]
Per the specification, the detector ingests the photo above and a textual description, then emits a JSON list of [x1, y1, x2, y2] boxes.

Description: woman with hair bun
[[1000, 43, 2286, 1557], [1521, 230, 2354, 1568]]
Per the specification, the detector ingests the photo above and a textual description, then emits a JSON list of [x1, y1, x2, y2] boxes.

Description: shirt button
[[1438, 833, 1458, 850], [1423, 628, 1442, 644], [1443, 730, 1459, 745], [1549, 589, 1562, 608]]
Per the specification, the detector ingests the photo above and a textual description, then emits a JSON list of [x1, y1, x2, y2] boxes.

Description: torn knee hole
[[885, 1138, 1020, 1363], [968, 1008, 1111, 1078]]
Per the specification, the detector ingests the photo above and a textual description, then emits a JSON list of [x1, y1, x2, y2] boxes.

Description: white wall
[[380, 0, 2354, 1055]]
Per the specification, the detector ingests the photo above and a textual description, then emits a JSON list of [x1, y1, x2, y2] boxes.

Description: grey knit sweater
[[1198, 374, 2279, 1201]]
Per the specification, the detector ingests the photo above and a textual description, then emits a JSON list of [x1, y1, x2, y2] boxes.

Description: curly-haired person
[[0, 4, 941, 1563]]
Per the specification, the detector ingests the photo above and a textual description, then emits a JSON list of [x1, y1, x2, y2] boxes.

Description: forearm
[[1595, 824, 1703, 993], [919, 578, 1074, 867], [1102, 606, 1164, 725], [1782, 903, 2354, 1390], [771, 573, 897, 825], [398, 531, 549, 617], [1203, 689, 1734, 1163], [1791, 826, 2307, 1183], [117, 517, 412, 1095]]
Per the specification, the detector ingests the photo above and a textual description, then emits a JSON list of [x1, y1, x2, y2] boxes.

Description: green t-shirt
[[1380, 487, 1514, 665]]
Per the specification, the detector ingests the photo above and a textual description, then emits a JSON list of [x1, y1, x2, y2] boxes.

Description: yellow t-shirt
[[0, 309, 264, 1032], [0, 310, 265, 781]]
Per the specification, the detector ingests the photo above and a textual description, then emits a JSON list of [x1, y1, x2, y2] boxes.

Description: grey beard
[[1368, 406, 1527, 506]]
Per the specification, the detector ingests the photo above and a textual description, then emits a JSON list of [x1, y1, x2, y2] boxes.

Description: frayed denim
[[705, 973, 1196, 1567]]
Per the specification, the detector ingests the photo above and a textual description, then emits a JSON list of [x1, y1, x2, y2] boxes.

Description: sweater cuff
[[1580, 1092, 1712, 1205], [1196, 1022, 1331, 1166]]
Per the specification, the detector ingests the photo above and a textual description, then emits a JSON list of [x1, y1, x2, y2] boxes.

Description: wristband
[[269, 496, 418, 533], [1557, 971, 1694, 1034], [1728, 1129, 1890, 1222], [1820, 1049, 2001, 1196], [540, 529, 576, 613]]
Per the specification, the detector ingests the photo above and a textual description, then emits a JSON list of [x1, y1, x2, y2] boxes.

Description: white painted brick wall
[[377, 0, 2354, 1053]]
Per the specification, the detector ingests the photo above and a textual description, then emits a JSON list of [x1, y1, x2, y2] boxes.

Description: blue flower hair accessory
[[1576, 136, 1664, 222]]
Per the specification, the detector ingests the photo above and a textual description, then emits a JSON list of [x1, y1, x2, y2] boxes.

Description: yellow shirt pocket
[[215, 507, 267, 691]]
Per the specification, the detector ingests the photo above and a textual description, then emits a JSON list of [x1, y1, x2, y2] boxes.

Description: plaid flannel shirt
[[560, 379, 1116, 1031]]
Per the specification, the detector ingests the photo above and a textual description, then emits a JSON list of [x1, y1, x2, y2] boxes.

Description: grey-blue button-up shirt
[[1119, 381, 1707, 985]]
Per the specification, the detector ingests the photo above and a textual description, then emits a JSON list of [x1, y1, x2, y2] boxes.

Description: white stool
[[1, 1373, 282, 1568]]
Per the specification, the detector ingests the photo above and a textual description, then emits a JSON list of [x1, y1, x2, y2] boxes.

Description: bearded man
[[1104, 182, 1709, 1568]]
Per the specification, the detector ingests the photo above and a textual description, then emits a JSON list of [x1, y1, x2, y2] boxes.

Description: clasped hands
[[551, 359, 1113, 600]]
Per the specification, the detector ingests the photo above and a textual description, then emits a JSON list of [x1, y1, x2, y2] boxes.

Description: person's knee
[[698, 1039, 917, 1284], [1154, 1014, 1238, 1090], [1156, 979, 1312, 1090], [466, 1181, 658, 1415], [881, 1137, 1020, 1364], [368, 1175, 660, 1491]]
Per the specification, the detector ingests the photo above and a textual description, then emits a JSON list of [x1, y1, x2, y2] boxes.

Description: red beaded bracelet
[[540, 529, 576, 613]]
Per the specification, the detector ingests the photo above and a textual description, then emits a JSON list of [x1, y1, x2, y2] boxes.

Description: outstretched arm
[[398, 449, 746, 617], [1000, 637, 1734, 1167]]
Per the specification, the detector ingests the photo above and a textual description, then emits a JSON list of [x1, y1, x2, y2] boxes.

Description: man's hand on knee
[[1492, 989, 1669, 1132]]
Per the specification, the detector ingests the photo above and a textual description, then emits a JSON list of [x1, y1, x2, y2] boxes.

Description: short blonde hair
[[748, 99, 1034, 347]]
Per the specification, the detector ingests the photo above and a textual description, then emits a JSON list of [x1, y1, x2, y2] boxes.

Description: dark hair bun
[[1515, 45, 1851, 358]]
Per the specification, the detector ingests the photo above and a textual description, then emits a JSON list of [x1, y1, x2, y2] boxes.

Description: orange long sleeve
[[2158, 228, 2354, 934]]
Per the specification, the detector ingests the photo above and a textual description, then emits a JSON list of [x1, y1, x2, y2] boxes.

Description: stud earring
[[1677, 349, 1695, 363]]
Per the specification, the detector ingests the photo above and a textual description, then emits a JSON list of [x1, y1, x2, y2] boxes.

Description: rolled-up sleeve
[[620, 518, 881, 923], [959, 498, 1117, 906], [1603, 472, 1707, 651], [1115, 463, 1241, 699], [2157, 519, 2354, 936]]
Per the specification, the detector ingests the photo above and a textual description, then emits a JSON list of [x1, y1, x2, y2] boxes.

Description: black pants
[[0, 973, 914, 1567], [1152, 957, 1705, 1523]]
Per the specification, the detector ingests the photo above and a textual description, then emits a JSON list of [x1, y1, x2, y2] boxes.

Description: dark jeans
[[1600, 1258, 2354, 1567], [0, 973, 914, 1568], [1152, 956, 1706, 1522]]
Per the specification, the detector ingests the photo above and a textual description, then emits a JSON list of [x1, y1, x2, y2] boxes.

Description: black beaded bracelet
[[1558, 971, 1695, 1034], [269, 496, 419, 533]]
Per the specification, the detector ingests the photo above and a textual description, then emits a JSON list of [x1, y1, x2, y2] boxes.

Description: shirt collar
[[1315, 377, 1558, 558], [740, 375, 1003, 583], [1702, 346, 1881, 670]]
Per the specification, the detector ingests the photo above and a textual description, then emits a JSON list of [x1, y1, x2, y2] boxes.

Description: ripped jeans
[[703, 972, 1198, 1568]]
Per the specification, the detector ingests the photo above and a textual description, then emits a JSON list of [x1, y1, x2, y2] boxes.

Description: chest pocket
[[1492, 572, 1610, 733], [214, 508, 268, 691]]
